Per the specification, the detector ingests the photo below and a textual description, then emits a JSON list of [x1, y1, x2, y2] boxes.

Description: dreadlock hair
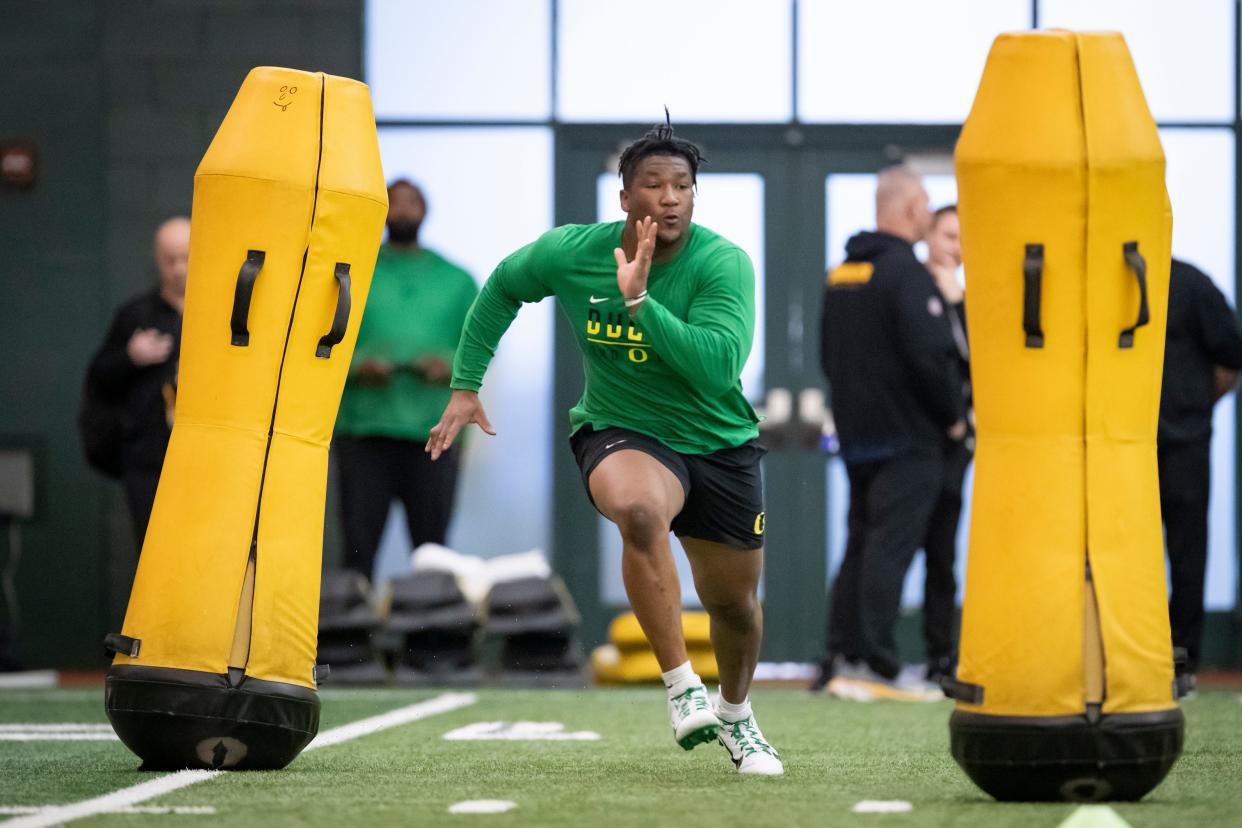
[[617, 111, 707, 189]]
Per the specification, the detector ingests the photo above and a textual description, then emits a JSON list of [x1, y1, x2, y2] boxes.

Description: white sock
[[661, 661, 700, 697], [716, 695, 752, 722]]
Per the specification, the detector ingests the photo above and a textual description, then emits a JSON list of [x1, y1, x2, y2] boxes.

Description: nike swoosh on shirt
[[604, 440, 628, 450], [589, 296, 610, 304]]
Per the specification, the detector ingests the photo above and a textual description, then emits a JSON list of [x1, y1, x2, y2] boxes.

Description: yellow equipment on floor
[[104, 67, 387, 770], [591, 612, 719, 684], [950, 30, 1182, 801]]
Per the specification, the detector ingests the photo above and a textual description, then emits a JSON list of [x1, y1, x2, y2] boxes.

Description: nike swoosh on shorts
[[604, 440, 628, 450]]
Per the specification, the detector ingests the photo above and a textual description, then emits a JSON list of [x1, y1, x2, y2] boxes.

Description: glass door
[[554, 125, 961, 661]]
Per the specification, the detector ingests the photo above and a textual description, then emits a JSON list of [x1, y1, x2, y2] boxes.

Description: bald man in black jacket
[[814, 167, 966, 699], [87, 218, 188, 543]]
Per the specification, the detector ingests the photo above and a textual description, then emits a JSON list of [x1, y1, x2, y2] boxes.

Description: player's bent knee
[[702, 592, 759, 628], [611, 500, 669, 548]]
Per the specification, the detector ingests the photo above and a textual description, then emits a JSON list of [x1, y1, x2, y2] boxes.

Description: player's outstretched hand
[[614, 215, 657, 303], [426, 389, 495, 461]]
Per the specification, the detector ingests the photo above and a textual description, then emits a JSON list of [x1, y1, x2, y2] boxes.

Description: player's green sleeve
[[635, 248, 755, 396], [438, 271, 480, 362], [450, 239, 552, 392]]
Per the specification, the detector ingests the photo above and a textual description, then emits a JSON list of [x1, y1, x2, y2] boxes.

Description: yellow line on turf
[[0, 692, 477, 828]]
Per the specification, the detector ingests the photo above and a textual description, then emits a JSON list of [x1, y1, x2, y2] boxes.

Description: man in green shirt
[[335, 180, 478, 580], [426, 125, 782, 775]]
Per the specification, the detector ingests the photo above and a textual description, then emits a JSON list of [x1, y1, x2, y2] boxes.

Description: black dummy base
[[105, 664, 320, 771], [950, 707, 1183, 802]]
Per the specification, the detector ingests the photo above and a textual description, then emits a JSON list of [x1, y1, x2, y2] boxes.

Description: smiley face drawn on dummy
[[273, 85, 298, 111]]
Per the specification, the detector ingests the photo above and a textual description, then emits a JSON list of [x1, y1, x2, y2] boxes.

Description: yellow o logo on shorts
[[754, 512, 765, 535]]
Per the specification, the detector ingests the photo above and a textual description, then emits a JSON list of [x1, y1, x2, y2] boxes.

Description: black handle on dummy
[[1023, 243, 1045, 349], [1118, 241, 1150, 349], [230, 250, 266, 347], [316, 262, 352, 359]]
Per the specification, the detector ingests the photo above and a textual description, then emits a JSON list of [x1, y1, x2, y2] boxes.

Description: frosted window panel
[[798, 0, 1029, 123], [1162, 129, 1235, 299], [1161, 128, 1237, 610], [367, 0, 550, 120], [597, 172, 766, 402], [824, 173, 968, 609], [557, 0, 792, 122], [371, 127, 554, 575], [1040, 0, 1233, 123]]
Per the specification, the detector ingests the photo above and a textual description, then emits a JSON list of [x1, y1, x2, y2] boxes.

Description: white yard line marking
[[0, 672, 57, 690], [0, 725, 114, 731], [0, 807, 214, 816], [448, 800, 517, 815], [319, 689, 445, 702], [851, 800, 913, 814], [0, 735, 119, 742], [443, 722, 600, 741], [1056, 805, 1133, 828], [0, 771, 221, 828], [304, 692, 476, 752], [1, 692, 477, 828], [0, 725, 118, 742]]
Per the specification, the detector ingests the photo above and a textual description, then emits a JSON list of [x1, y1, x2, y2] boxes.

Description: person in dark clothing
[[334, 181, 477, 580], [1158, 258, 1242, 682], [920, 204, 971, 684], [87, 217, 188, 544], [814, 167, 966, 700]]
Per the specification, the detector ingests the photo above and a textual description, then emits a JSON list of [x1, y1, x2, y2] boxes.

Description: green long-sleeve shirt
[[337, 245, 478, 441], [452, 221, 759, 454]]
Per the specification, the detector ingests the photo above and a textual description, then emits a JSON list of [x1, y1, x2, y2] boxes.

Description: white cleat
[[716, 708, 784, 776], [668, 684, 720, 750]]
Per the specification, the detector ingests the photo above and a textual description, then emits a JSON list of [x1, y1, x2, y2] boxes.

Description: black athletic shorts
[[569, 425, 767, 550]]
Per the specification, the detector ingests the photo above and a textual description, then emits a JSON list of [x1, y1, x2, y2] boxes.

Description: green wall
[[0, 0, 362, 670]]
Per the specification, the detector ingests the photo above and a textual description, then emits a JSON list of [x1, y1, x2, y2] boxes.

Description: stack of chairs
[[316, 568, 387, 685], [591, 612, 718, 684], [388, 570, 482, 686], [485, 575, 583, 686]]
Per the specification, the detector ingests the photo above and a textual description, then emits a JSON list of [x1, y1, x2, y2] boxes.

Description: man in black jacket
[[814, 167, 965, 700], [87, 217, 188, 543], [1158, 258, 1242, 685]]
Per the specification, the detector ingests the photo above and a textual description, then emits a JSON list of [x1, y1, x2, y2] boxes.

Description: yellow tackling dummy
[[950, 30, 1182, 802], [104, 67, 387, 770]]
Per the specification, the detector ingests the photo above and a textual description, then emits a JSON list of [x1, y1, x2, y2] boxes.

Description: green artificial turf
[[1, 687, 1239, 827]]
